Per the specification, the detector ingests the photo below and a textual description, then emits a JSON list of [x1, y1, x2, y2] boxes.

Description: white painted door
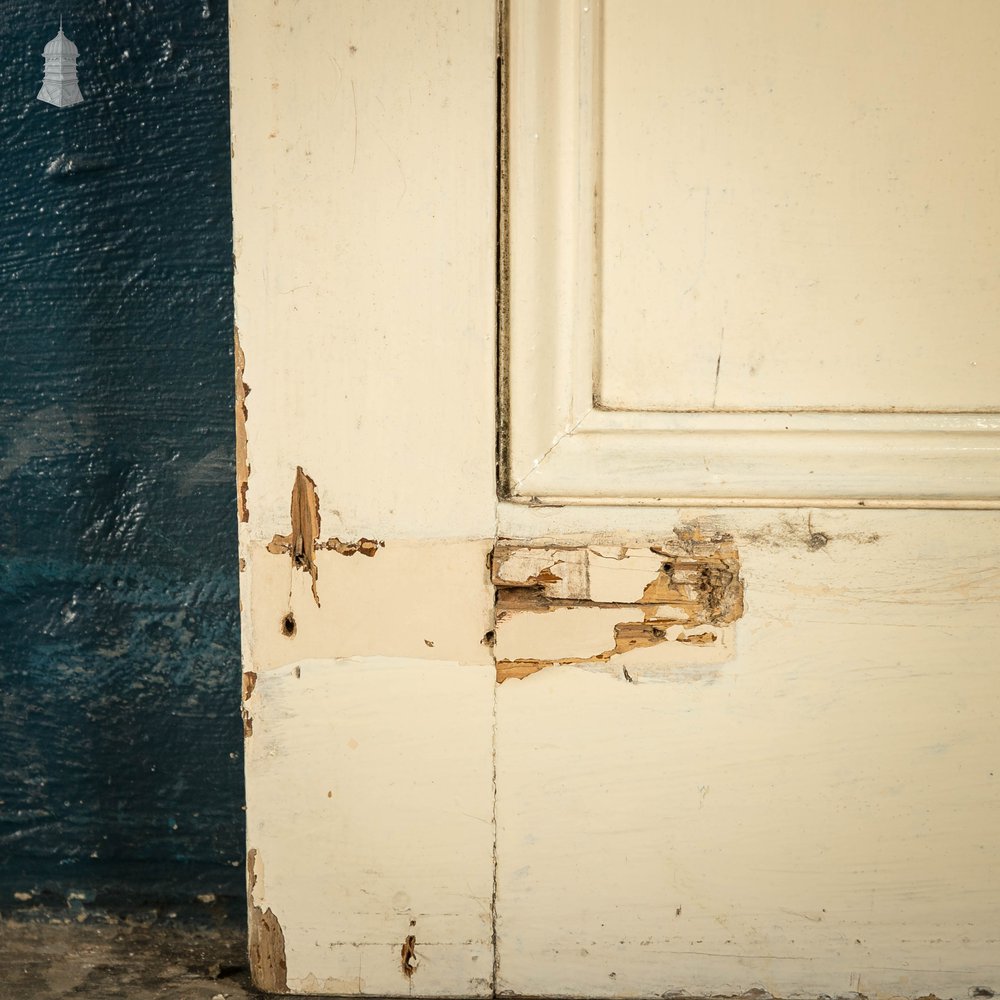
[[230, 1, 1000, 997]]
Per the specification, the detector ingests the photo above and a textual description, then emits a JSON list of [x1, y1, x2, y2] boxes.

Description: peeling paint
[[247, 848, 288, 994], [241, 671, 257, 738], [266, 467, 383, 608], [267, 466, 322, 604], [320, 536, 383, 557], [234, 325, 250, 523], [493, 535, 744, 681], [401, 934, 418, 978]]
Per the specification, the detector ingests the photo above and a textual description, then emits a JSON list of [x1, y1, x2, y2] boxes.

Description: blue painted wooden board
[[0, 0, 241, 913]]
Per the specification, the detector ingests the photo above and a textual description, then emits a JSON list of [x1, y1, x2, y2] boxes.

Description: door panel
[[492, 505, 1000, 997], [232, 1, 1000, 997], [505, 0, 1000, 504], [599, 0, 1000, 413], [498, 1, 1000, 995]]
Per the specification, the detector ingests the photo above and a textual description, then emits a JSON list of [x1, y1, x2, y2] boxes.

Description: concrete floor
[[0, 918, 262, 999]]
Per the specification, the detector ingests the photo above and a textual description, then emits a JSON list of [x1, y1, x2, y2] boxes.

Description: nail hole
[[280, 612, 297, 637]]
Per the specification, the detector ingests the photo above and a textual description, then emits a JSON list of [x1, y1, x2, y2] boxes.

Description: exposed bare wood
[[234, 324, 250, 523], [266, 467, 322, 605], [493, 535, 744, 678], [247, 848, 288, 994]]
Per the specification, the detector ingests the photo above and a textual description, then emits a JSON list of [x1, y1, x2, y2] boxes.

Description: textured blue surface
[[0, 0, 241, 911]]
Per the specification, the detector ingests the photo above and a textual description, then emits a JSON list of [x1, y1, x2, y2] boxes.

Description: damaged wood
[[266, 467, 384, 607], [234, 325, 250, 523], [319, 536, 382, 557], [247, 848, 288, 994], [268, 467, 322, 604], [401, 934, 418, 978], [241, 671, 257, 738], [492, 534, 744, 681], [279, 611, 297, 638]]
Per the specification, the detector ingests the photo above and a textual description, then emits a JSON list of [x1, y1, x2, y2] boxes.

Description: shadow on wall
[[0, 0, 242, 917]]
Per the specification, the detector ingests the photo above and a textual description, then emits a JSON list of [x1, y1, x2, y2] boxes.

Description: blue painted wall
[[0, 0, 241, 913]]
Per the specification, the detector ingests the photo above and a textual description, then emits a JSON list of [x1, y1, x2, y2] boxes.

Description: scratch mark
[[712, 326, 725, 409], [806, 513, 830, 550], [780, 907, 823, 923]]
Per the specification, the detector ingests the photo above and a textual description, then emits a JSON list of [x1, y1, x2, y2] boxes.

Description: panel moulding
[[503, 0, 1000, 507]]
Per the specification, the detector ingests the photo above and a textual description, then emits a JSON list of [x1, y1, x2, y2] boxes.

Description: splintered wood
[[247, 847, 288, 994], [265, 467, 383, 610], [492, 536, 744, 681]]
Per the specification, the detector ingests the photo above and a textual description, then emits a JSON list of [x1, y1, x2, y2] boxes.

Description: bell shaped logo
[[37, 19, 84, 108]]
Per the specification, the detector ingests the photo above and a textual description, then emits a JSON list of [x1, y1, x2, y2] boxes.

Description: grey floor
[[0, 918, 261, 1000]]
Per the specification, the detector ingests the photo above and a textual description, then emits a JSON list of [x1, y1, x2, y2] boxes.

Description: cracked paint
[[492, 533, 744, 681]]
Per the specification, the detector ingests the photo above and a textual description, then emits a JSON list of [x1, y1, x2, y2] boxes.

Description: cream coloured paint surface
[[598, 0, 1000, 412], [231, 0, 498, 994], [494, 507, 1000, 997], [245, 540, 494, 671], [503, 0, 1000, 505], [246, 659, 496, 996], [231, 1, 1000, 997], [230, 0, 497, 541]]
